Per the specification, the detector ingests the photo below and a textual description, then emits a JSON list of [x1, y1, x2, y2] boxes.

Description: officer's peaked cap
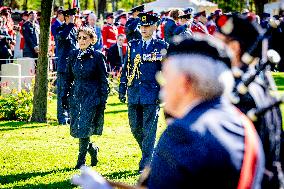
[[105, 12, 114, 19], [63, 8, 77, 16], [130, 5, 145, 13], [138, 12, 159, 26], [184, 7, 194, 14], [179, 13, 192, 19]]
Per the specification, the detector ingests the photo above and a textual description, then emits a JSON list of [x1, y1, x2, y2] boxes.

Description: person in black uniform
[[125, 4, 144, 41], [71, 36, 265, 189], [215, 14, 284, 189], [55, 8, 78, 125], [119, 12, 168, 172], [63, 27, 109, 169], [164, 8, 184, 43], [173, 13, 192, 36], [22, 11, 39, 58]]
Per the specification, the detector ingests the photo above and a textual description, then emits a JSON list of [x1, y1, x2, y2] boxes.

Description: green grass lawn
[[0, 72, 283, 188], [272, 72, 284, 122], [0, 95, 167, 189]]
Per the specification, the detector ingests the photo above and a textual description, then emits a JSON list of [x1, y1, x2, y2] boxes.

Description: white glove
[[71, 166, 112, 189]]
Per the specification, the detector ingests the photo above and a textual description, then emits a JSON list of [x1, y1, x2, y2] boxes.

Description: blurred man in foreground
[[71, 36, 264, 189]]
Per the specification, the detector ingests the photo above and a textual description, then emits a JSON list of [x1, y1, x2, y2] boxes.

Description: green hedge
[[0, 89, 33, 121]]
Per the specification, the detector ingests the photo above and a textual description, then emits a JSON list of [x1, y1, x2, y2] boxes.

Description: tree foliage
[[0, 0, 274, 15]]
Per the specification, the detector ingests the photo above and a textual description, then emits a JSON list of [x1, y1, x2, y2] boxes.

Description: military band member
[[215, 14, 284, 189], [102, 13, 118, 50], [191, 10, 209, 35], [117, 13, 127, 36], [119, 12, 168, 172]]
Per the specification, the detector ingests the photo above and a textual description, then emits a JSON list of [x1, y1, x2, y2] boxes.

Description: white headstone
[[16, 58, 36, 89], [1, 63, 21, 95]]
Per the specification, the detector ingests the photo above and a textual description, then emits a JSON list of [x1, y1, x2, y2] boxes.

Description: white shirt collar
[[56, 18, 63, 25], [142, 38, 152, 46]]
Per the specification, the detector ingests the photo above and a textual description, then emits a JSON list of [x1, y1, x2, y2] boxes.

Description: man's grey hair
[[88, 13, 97, 20], [169, 54, 234, 100]]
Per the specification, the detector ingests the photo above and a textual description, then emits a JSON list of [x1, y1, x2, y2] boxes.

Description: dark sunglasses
[[78, 36, 89, 40]]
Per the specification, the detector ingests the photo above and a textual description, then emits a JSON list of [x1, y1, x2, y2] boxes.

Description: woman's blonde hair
[[77, 26, 97, 44]]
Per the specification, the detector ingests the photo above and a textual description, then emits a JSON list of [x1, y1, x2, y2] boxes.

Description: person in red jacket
[[102, 13, 118, 50], [116, 13, 128, 48], [206, 9, 222, 35], [191, 10, 209, 35], [117, 13, 127, 36]]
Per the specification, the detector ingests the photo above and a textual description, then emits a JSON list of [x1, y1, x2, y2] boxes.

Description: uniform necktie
[[118, 46, 123, 64], [143, 41, 147, 52]]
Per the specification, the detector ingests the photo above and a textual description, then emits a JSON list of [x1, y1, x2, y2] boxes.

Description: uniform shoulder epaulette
[[94, 49, 104, 57], [155, 39, 168, 46], [128, 39, 140, 46], [70, 48, 79, 56]]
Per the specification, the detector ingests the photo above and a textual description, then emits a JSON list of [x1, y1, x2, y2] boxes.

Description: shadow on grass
[[274, 74, 284, 88], [0, 168, 74, 185], [0, 125, 47, 131], [10, 179, 75, 189], [103, 169, 139, 180], [0, 121, 26, 128], [277, 86, 284, 92], [105, 109, 128, 114], [0, 121, 49, 131], [107, 102, 124, 107]]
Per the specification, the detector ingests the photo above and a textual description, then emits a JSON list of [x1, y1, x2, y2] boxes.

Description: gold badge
[[142, 16, 146, 22]]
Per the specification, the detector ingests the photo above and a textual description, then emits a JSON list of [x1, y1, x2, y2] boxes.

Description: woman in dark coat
[[63, 27, 109, 169]]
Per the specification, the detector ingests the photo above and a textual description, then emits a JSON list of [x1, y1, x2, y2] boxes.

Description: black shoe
[[88, 143, 99, 166], [58, 121, 67, 125], [74, 162, 85, 169]]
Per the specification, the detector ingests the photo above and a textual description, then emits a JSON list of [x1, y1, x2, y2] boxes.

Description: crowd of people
[[1, 3, 284, 189], [0, 5, 283, 70]]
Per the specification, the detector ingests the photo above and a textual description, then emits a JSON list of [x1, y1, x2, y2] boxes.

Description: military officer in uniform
[[55, 8, 78, 125], [173, 13, 192, 36], [119, 12, 168, 172], [125, 4, 144, 41], [22, 11, 39, 58]]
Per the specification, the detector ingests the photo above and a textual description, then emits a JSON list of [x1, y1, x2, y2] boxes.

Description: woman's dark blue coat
[[65, 47, 109, 138]]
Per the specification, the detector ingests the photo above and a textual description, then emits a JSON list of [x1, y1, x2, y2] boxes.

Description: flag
[[72, 0, 80, 9]]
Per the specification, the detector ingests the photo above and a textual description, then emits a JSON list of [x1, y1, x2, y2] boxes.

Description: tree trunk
[[253, 0, 268, 14], [98, 0, 106, 19], [112, 0, 115, 12], [93, 0, 97, 14], [31, 0, 54, 122], [23, 0, 28, 10], [85, 0, 88, 10]]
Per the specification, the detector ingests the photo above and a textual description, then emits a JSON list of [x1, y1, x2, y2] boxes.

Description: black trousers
[[128, 103, 160, 170]]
